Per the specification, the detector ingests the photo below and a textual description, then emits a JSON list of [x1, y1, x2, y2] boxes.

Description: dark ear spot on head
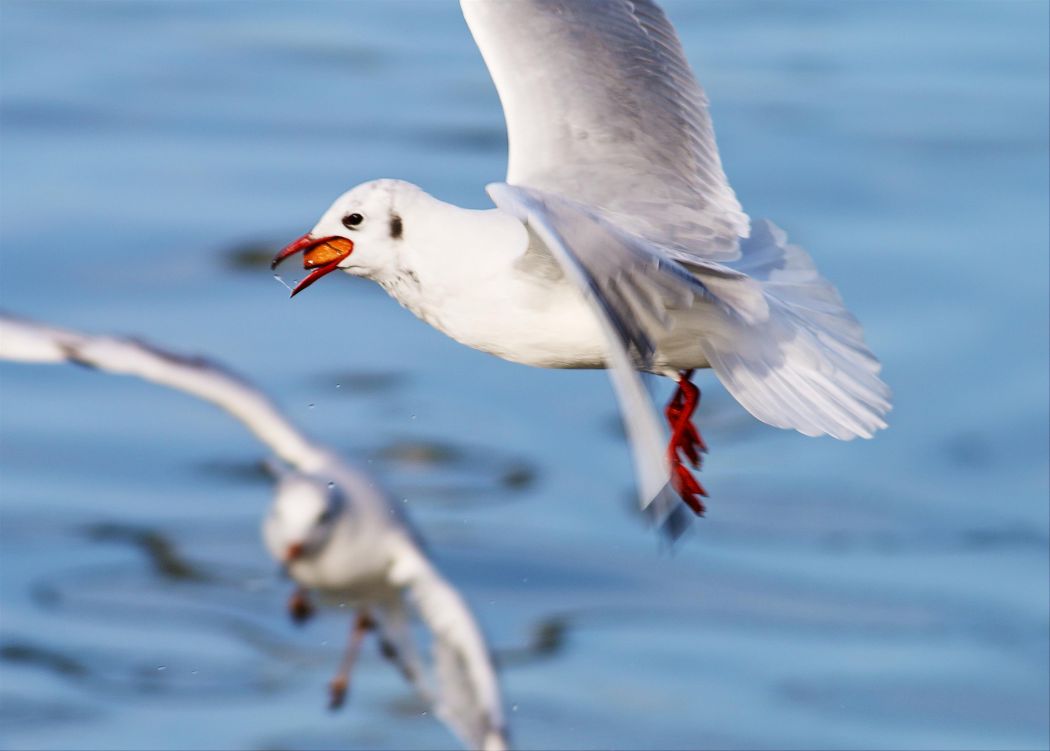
[[389, 213, 403, 240]]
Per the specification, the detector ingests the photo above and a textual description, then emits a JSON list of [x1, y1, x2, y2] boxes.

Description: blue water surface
[[1, 2, 1047, 749]]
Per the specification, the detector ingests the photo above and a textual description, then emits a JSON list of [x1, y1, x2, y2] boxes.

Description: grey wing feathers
[[489, 184, 708, 367], [462, 0, 748, 259]]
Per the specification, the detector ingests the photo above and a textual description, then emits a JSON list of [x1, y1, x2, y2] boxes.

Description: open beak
[[271, 234, 354, 297], [284, 542, 305, 563]]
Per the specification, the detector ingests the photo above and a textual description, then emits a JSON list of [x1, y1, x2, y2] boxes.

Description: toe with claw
[[328, 676, 349, 711]]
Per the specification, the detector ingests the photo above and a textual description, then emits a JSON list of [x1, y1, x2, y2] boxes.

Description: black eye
[[342, 213, 364, 229]]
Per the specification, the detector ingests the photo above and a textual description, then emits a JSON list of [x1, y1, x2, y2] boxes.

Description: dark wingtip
[[643, 483, 696, 545], [660, 505, 693, 542]]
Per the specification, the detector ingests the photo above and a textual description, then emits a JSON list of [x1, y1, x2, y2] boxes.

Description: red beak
[[285, 542, 305, 562], [271, 234, 354, 297]]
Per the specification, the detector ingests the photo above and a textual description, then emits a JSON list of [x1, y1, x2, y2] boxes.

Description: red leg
[[328, 610, 375, 711], [663, 370, 708, 463], [664, 370, 708, 516]]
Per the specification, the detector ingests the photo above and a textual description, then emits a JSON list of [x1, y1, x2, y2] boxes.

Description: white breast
[[379, 202, 608, 369], [454, 270, 608, 369]]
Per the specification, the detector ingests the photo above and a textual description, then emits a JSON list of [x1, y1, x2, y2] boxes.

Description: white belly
[[415, 270, 601, 368], [422, 271, 710, 372], [373, 202, 711, 371]]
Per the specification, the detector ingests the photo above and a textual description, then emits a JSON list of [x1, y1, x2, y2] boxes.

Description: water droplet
[[402, 497, 408, 504], [308, 403, 315, 409], [327, 482, 335, 489], [335, 383, 342, 390], [272, 274, 294, 293], [512, 704, 519, 712], [191, 670, 199, 676], [410, 414, 417, 421], [157, 666, 167, 671]]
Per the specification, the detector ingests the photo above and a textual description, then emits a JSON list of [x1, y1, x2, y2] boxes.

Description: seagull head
[[262, 471, 345, 566], [272, 179, 420, 296]]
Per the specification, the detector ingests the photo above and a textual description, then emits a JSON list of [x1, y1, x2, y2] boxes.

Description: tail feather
[[697, 220, 891, 440]]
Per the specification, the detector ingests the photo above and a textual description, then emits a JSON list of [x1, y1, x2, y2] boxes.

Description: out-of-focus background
[[1, 1, 1047, 749]]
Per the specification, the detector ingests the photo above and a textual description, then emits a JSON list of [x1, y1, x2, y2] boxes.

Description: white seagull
[[0, 314, 508, 751], [272, 0, 891, 532]]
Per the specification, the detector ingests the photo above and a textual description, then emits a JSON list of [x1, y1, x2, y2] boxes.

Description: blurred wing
[[461, 0, 748, 259], [488, 184, 691, 532], [389, 543, 508, 751], [372, 597, 430, 698], [0, 314, 330, 472]]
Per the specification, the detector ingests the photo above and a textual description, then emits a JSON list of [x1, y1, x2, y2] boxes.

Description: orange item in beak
[[303, 237, 354, 268]]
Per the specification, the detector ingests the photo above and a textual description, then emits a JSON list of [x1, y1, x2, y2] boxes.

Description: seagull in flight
[[272, 0, 891, 534], [0, 314, 508, 751]]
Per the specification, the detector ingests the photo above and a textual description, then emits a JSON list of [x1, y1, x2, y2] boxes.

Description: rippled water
[[1, 2, 1047, 749]]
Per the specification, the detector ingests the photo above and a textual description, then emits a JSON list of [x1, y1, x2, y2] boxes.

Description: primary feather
[[462, 0, 749, 259]]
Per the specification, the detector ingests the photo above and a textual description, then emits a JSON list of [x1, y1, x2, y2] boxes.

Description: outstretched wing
[[0, 314, 331, 473], [461, 0, 748, 260], [389, 542, 508, 751], [488, 184, 691, 532]]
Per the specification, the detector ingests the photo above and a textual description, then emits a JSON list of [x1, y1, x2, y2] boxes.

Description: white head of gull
[[0, 313, 508, 751]]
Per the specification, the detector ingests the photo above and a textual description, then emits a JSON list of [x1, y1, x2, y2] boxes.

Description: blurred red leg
[[328, 610, 376, 710], [288, 587, 314, 625]]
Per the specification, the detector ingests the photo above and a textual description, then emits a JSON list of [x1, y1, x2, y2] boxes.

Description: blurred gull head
[[263, 469, 344, 564]]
